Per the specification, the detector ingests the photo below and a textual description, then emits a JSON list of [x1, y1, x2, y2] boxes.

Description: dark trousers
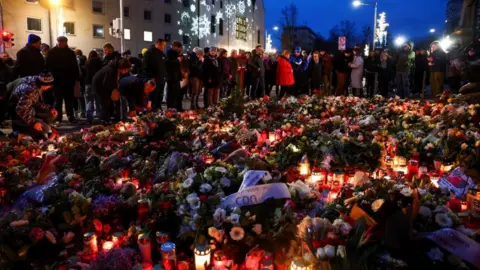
[[448, 76, 461, 94], [414, 71, 426, 94], [366, 72, 376, 97], [54, 84, 75, 121], [251, 76, 265, 99], [43, 90, 55, 107], [150, 82, 165, 110], [203, 83, 209, 108], [167, 80, 180, 110], [378, 77, 390, 97]]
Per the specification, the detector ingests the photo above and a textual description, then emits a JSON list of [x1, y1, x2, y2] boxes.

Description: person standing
[[364, 51, 379, 97], [276, 50, 295, 97], [320, 49, 332, 94], [229, 50, 239, 90], [85, 50, 103, 123], [290, 47, 309, 95], [334, 50, 352, 96], [165, 41, 183, 110], [249, 45, 266, 99], [428, 41, 447, 97], [245, 52, 253, 97], [74, 49, 87, 118], [92, 59, 131, 124], [40, 44, 50, 62], [378, 52, 395, 97], [123, 50, 142, 75], [349, 48, 364, 97], [395, 41, 415, 98], [265, 54, 276, 96], [143, 39, 167, 110], [102, 43, 121, 66], [414, 49, 428, 96], [307, 51, 323, 95], [190, 49, 204, 110], [15, 34, 44, 78], [46, 36, 79, 123], [202, 47, 222, 106], [218, 49, 232, 98]]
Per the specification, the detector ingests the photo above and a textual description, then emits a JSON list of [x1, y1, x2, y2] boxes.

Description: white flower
[[215, 167, 227, 173], [371, 199, 384, 212], [182, 178, 194, 189], [435, 213, 453, 228], [288, 180, 312, 199], [220, 177, 231, 187], [418, 206, 432, 217], [213, 208, 227, 224], [229, 213, 240, 225], [332, 219, 344, 228], [324, 245, 336, 258], [186, 193, 201, 209], [427, 247, 444, 262], [353, 191, 365, 198], [252, 224, 262, 235], [400, 187, 413, 197], [316, 248, 326, 259], [357, 135, 364, 141], [199, 183, 212, 193], [393, 184, 405, 191], [229, 227, 245, 241], [336, 245, 346, 258]]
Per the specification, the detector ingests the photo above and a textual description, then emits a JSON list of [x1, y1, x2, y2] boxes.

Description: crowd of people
[[0, 32, 479, 140]]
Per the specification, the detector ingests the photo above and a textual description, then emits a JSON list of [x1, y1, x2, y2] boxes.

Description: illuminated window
[[144, 31, 153, 42], [93, 24, 104, 37], [124, 28, 131, 40], [235, 16, 246, 41]]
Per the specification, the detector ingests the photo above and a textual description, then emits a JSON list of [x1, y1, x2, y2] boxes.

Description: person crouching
[[117, 76, 156, 120], [9, 72, 58, 140]]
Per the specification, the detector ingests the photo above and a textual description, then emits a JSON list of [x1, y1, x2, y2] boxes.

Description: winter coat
[[46, 46, 79, 86], [129, 57, 143, 75], [142, 45, 166, 84], [85, 57, 103, 85], [350, 56, 364, 88], [92, 62, 120, 101], [9, 76, 51, 125], [395, 41, 415, 73], [165, 49, 182, 83], [229, 57, 238, 77], [276, 55, 294, 86], [102, 51, 122, 66], [219, 56, 231, 80], [379, 58, 395, 82], [308, 60, 323, 86], [119, 76, 147, 111], [335, 53, 352, 73], [15, 44, 45, 77], [429, 49, 447, 73], [189, 55, 203, 79], [322, 54, 333, 75], [415, 54, 428, 73], [364, 56, 379, 73], [202, 55, 222, 88], [249, 52, 265, 78]]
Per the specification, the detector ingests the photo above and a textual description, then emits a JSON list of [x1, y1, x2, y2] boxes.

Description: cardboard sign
[[338, 36, 346, 51]]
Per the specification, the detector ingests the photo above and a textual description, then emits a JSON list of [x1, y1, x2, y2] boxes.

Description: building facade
[[445, 0, 480, 35], [1, 0, 265, 57], [281, 26, 319, 51]]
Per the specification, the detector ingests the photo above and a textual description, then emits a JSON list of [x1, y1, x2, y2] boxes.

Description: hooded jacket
[[395, 41, 415, 73]]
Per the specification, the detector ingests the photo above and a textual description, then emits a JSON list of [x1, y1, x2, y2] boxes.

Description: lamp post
[[353, 0, 378, 50], [119, 0, 125, 53]]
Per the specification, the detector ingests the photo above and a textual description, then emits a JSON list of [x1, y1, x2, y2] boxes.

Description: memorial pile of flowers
[[0, 91, 479, 270]]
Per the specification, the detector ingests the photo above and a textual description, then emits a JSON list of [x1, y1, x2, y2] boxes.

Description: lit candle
[[461, 202, 468, 212], [204, 155, 215, 165], [310, 168, 324, 183], [268, 131, 277, 142], [393, 156, 407, 166], [138, 233, 152, 266], [332, 171, 344, 190], [102, 241, 114, 251], [160, 242, 177, 270], [213, 250, 228, 270], [407, 160, 419, 176], [47, 144, 55, 151], [290, 258, 311, 270], [298, 155, 310, 176], [430, 172, 440, 188], [112, 232, 123, 247], [83, 232, 98, 255], [194, 245, 211, 269], [137, 199, 150, 221], [440, 162, 454, 174]]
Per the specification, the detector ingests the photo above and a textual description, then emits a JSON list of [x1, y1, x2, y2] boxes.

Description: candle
[[461, 202, 468, 212], [332, 171, 344, 190], [213, 250, 228, 270], [290, 258, 311, 270], [138, 233, 152, 266], [160, 242, 176, 270], [417, 166, 428, 178], [47, 144, 55, 151], [430, 172, 440, 188], [83, 232, 98, 255], [407, 160, 419, 176], [194, 245, 211, 269], [102, 241, 114, 251], [112, 232, 123, 247], [440, 162, 454, 174], [298, 155, 310, 176], [393, 156, 407, 166], [310, 168, 324, 183]]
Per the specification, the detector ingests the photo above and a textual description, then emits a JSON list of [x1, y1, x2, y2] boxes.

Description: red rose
[[199, 195, 208, 202]]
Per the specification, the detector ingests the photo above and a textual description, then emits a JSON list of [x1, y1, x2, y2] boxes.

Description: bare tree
[[278, 3, 298, 51], [328, 20, 358, 47]]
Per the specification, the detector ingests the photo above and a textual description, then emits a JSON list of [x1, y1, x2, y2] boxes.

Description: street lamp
[[273, 26, 279, 31], [394, 36, 406, 47], [352, 1, 378, 50], [429, 28, 436, 33]]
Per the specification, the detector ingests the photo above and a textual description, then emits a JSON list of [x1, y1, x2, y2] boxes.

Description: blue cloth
[[27, 34, 41, 44]]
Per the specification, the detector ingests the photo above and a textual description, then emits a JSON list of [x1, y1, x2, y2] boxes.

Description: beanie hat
[[28, 34, 41, 44], [294, 46, 302, 52], [36, 72, 54, 85]]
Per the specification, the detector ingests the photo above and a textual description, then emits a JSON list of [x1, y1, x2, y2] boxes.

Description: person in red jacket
[[276, 50, 295, 97]]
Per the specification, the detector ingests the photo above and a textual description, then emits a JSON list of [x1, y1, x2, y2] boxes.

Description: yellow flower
[[461, 143, 468, 150], [371, 199, 384, 212]]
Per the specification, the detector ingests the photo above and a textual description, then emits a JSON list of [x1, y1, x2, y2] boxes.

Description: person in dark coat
[[165, 41, 183, 110], [290, 46, 309, 96], [428, 41, 447, 97], [395, 41, 415, 98], [334, 50, 352, 96], [320, 49, 333, 94], [118, 76, 156, 120], [218, 49, 232, 98], [74, 49, 87, 118], [229, 50, 239, 89], [102, 43, 122, 66], [249, 45, 266, 99], [143, 39, 167, 110], [9, 73, 58, 140], [92, 59, 131, 124], [15, 34, 44, 78], [244, 51, 253, 97], [202, 47, 222, 106], [414, 49, 428, 95], [85, 50, 103, 123], [264, 54, 277, 96], [123, 50, 142, 75], [189, 48, 203, 109], [378, 52, 395, 97], [0, 59, 15, 126], [46, 36, 79, 123], [364, 51, 379, 97], [307, 51, 323, 95]]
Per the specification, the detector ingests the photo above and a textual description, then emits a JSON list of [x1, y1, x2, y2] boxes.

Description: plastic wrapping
[[12, 174, 58, 212]]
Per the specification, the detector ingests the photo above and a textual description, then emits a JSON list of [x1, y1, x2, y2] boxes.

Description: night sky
[[265, 0, 448, 47]]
